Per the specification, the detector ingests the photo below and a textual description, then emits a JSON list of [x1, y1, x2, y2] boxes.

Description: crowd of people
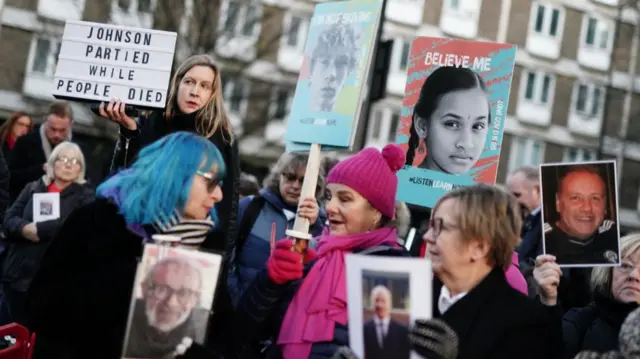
[[0, 52, 635, 359]]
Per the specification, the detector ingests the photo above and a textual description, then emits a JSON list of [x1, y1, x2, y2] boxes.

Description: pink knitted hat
[[327, 144, 405, 219]]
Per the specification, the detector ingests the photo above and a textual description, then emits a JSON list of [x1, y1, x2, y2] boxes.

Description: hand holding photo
[[32, 192, 60, 223], [540, 160, 621, 267]]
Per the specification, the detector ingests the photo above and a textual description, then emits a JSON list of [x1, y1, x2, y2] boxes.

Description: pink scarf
[[277, 227, 400, 359]]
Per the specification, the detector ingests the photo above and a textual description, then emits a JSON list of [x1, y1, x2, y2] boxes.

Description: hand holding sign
[[99, 99, 137, 131]]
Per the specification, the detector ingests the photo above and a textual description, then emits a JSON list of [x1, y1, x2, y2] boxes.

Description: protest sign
[[540, 160, 621, 267], [346, 255, 432, 359], [121, 244, 222, 359], [396, 37, 517, 208], [284, 0, 383, 150], [53, 20, 177, 109]]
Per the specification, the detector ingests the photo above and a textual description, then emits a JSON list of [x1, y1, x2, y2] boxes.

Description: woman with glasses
[[0, 141, 93, 327], [26, 132, 226, 359], [227, 152, 326, 307], [414, 184, 562, 359], [534, 233, 640, 357]]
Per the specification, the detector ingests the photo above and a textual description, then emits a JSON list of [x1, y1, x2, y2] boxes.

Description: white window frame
[[392, 37, 412, 73], [508, 136, 546, 173], [388, 111, 400, 143], [26, 35, 62, 78], [219, 0, 263, 39], [223, 74, 250, 116], [369, 109, 383, 142], [269, 86, 294, 121], [443, 0, 479, 20], [572, 82, 605, 118], [282, 12, 309, 52], [562, 147, 597, 163], [580, 15, 614, 52], [520, 70, 555, 106], [529, 2, 564, 38], [115, 0, 155, 14]]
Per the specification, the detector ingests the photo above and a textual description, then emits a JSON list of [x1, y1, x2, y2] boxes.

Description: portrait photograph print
[[395, 37, 517, 208], [540, 160, 621, 267], [121, 244, 223, 359], [346, 254, 432, 359], [32, 192, 60, 223], [284, 0, 382, 149]]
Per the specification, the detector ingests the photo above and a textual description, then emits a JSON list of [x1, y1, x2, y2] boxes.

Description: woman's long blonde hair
[[165, 54, 233, 142]]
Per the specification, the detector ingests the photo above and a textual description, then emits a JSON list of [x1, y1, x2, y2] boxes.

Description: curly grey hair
[[311, 22, 359, 73], [263, 152, 326, 199]]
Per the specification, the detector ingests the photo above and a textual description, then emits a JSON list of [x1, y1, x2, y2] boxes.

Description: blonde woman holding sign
[[98, 54, 239, 357]]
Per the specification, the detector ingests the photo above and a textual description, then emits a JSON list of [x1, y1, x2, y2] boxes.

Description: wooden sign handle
[[286, 143, 322, 253]]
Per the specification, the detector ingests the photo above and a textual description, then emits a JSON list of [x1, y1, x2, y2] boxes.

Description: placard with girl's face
[[395, 37, 517, 208]]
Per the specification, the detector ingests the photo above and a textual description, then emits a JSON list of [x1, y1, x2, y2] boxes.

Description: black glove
[[174, 337, 222, 359], [330, 346, 359, 359], [409, 318, 459, 359]]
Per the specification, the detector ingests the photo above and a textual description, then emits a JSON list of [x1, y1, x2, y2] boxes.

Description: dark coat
[[234, 246, 410, 359], [1, 179, 94, 292], [363, 318, 410, 359], [0, 150, 9, 233], [109, 111, 240, 355], [7, 129, 47, 203], [433, 268, 564, 359], [561, 294, 637, 358], [27, 197, 144, 359]]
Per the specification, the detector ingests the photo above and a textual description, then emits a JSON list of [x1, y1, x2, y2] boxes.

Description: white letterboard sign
[[53, 20, 177, 109]]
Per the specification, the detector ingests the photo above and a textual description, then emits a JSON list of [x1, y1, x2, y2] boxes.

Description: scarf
[[100, 185, 214, 249], [277, 226, 400, 359]]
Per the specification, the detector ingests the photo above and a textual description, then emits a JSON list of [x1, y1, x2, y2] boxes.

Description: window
[[118, 0, 129, 10], [370, 110, 382, 141], [272, 88, 293, 120], [30, 37, 61, 76], [510, 136, 545, 171], [221, 0, 261, 38], [563, 147, 597, 163], [116, 0, 152, 13], [582, 16, 611, 50], [449, 0, 459, 9], [137, 0, 151, 12], [223, 74, 247, 114], [531, 3, 562, 37], [286, 15, 302, 47], [574, 83, 603, 117], [522, 71, 554, 105], [443, 0, 477, 19], [388, 112, 400, 142], [398, 41, 410, 71]]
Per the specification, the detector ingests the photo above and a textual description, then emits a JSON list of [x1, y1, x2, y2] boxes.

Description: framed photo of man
[[540, 160, 621, 267], [121, 244, 223, 359]]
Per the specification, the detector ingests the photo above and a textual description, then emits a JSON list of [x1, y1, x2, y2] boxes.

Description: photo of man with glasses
[[123, 256, 209, 359]]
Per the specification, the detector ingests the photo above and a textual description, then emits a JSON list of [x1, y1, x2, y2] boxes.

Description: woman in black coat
[[534, 233, 640, 358], [100, 54, 239, 356], [411, 184, 563, 359], [0, 141, 94, 327]]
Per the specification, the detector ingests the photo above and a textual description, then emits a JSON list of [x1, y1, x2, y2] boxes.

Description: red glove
[[304, 247, 317, 264], [267, 239, 304, 284]]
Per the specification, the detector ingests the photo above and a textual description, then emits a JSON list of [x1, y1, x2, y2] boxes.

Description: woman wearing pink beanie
[[232, 144, 450, 359]]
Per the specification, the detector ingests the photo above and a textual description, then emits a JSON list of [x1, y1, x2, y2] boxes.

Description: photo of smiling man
[[308, 22, 359, 113], [541, 161, 621, 267]]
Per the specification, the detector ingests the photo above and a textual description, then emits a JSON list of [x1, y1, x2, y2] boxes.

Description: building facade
[[1, 0, 639, 229]]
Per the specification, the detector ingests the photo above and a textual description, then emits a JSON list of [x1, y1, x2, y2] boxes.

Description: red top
[[6, 136, 16, 150], [48, 182, 63, 193]]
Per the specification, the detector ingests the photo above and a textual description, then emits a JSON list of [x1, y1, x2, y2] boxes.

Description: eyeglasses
[[196, 170, 222, 193], [147, 284, 199, 305], [618, 262, 639, 274], [56, 156, 80, 166], [427, 218, 458, 238], [282, 172, 304, 185]]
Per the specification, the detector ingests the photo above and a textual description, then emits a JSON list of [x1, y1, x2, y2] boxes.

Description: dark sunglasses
[[196, 170, 222, 192]]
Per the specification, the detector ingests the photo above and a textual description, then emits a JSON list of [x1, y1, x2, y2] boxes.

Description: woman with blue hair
[[25, 132, 226, 359]]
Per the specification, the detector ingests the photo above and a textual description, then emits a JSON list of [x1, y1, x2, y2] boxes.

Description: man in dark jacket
[[7, 102, 73, 203]]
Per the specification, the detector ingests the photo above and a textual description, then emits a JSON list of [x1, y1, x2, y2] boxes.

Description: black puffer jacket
[[1, 179, 94, 292]]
